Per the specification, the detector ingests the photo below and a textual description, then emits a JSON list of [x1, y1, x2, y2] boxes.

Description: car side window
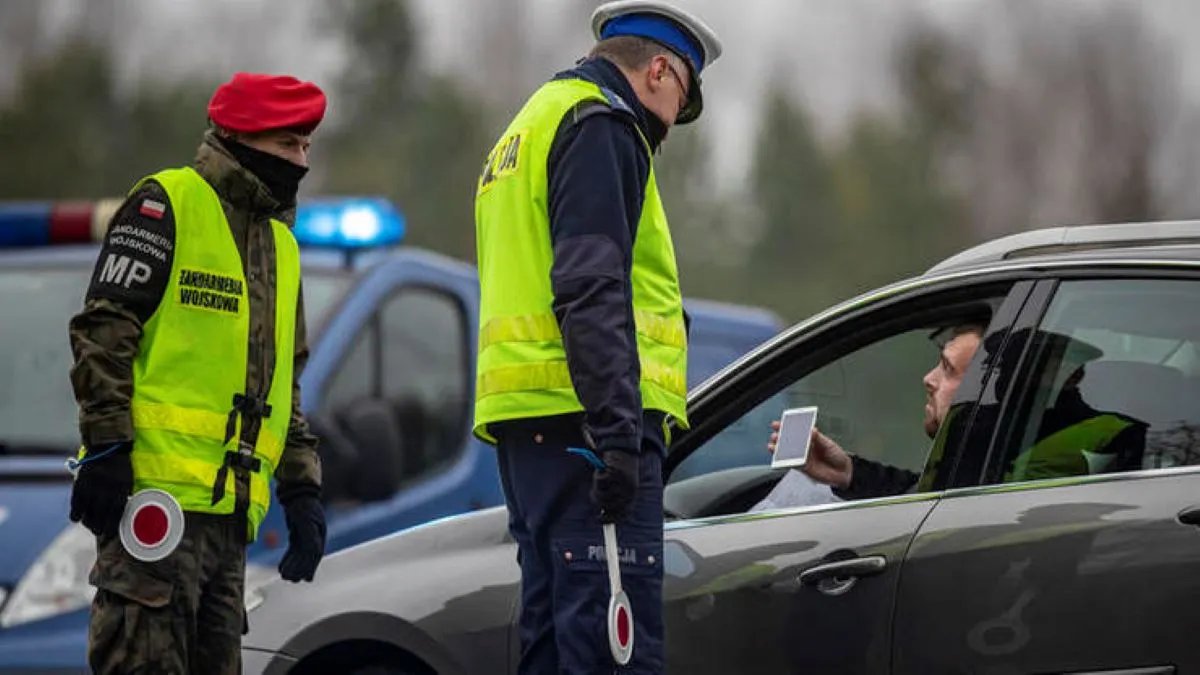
[[990, 279, 1200, 485], [317, 286, 470, 503], [378, 288, 470, 475], [670, 326, 954, 504], [323, 326, 375, 410]]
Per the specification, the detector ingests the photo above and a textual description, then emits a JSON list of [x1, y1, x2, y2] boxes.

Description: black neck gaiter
[[218, 136, 308, 207]]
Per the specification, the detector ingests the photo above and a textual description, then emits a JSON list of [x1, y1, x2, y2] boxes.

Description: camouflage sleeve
[[68, 183, 175, 447], [274, 283, 322, 494]]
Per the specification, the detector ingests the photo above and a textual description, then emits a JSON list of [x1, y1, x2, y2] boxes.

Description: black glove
[[278, 487, 326, 582], [590, 449, 639, 524], [69, 443, 134, 537]]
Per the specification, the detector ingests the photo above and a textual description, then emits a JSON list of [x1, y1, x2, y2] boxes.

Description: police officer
[[68, 72, 328, 675], [473, 2, 721, 672]]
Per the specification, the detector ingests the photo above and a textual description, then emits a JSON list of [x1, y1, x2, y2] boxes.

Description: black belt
[[211, 393, 271, 506]]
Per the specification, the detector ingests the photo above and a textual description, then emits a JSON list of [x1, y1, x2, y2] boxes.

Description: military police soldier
[[68, 72, 328, 674], [473, 2, 721, 672]]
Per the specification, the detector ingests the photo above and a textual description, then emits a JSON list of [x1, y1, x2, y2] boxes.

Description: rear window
[[0, 265, 350, 453]]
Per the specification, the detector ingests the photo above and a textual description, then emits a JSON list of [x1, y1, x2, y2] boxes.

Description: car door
[[660, 277, 1027, 674], [894, 273, 1200, 674], [302, 252, 501, 549]]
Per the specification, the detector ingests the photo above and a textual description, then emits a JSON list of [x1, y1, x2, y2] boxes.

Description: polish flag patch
[[138, 199, 166, 220]]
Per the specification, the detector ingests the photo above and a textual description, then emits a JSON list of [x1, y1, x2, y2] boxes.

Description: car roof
[[927, 220, 1200, 275]]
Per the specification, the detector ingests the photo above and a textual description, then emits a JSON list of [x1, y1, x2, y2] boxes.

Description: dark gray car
[[244, 222, 1200, 675]]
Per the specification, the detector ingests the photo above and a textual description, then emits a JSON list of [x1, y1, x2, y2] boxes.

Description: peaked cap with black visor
[[591, 0, 723, 124]]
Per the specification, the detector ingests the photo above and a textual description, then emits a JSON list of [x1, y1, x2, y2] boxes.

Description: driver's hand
[[767, 421, 853, 489]]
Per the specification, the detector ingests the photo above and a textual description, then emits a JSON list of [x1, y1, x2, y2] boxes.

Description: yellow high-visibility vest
[[128, 166, 299, 540], [473, 77, 688, 443]]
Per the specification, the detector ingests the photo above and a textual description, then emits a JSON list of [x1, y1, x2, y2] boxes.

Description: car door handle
[[1177, 505, 1200, 527], [798, 555, 887, 586]]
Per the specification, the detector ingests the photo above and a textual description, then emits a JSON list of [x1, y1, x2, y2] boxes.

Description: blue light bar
[[0, 203, 52, 246], [293, 197, 406, 249]]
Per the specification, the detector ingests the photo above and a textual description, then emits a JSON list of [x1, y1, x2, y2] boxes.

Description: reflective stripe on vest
[[131, 402, 284, 459], [477, 359, 686, 400], [479, 309, 687, 351], [473, 78, 689, 443], [128, 166, 299, 541]]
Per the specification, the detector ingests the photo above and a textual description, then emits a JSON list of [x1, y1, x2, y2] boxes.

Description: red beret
[[207, 73, 326, 135]]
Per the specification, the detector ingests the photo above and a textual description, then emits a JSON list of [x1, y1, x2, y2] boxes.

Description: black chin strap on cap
[[676, 67, 703, 125]]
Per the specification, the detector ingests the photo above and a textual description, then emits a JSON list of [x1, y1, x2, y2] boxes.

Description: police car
[[0, 200, 783, 672], [243, 221, 1200, 674]]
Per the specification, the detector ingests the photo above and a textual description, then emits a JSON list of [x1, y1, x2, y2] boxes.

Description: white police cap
[[591, 1, 723, 72]]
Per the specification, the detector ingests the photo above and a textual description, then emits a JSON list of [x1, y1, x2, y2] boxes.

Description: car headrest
[[1077, 360, 1197, 427]]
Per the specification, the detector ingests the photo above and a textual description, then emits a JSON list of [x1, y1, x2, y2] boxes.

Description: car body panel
[[662, 495, 937, 674], [246, 495, 940, 675], [0, 461, 84, 670], [243, 646, 295, 675], [247, 507, 517, 675], [0, 608, 89, 673], [0, 478, 71, 590], [895, 469, 1200, 673]]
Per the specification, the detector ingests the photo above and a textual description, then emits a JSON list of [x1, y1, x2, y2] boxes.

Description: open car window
[[665, 282, 1018, 520]]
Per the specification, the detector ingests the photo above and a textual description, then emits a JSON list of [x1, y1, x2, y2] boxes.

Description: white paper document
[[750, 469, 842, 512]]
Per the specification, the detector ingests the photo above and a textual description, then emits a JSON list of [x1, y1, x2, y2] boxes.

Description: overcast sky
[[8, 0, 1200, 187]]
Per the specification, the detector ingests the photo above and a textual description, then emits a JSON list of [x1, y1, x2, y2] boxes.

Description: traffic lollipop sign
[[565, 447, 636, 665], [119, 489, 184, 562], [604, 522, 633, 665]]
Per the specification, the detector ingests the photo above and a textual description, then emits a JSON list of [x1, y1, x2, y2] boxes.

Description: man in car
[[767, 323, 985, 501], [68, 73, 328, 674], [767, 326, 1145, 501]]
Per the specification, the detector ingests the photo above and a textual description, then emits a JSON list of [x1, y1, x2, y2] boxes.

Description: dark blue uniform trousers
[[497, 424, 665, 674]]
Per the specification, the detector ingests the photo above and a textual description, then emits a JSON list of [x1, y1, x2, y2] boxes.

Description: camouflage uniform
[[88, 514, 247, 675], [69, 131, 321, 675]]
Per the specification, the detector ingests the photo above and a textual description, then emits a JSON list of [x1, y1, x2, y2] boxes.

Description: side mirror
[[338, 398, 406, 502]]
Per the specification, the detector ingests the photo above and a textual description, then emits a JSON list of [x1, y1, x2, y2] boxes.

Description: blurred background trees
[[1, 0, 1196, 322]]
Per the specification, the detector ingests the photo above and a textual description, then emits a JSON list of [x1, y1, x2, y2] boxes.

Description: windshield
[[303, 271, 352, 333], [0, 265, 351, 454]]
